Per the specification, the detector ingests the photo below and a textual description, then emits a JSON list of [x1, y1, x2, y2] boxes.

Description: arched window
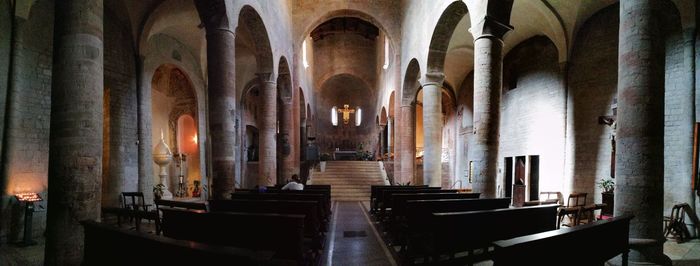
[[382, 36, 389, 70], [331, 106, 338, 126], [355, 107, 362, 126], [302, 40, 310, 69]]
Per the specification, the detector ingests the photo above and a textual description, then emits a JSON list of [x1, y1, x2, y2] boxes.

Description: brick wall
[[102, 10, 138, 208], [498, 36, 565, 198], [663, 29, 694, 213], [566, 5, 619, 204], [0, 0, 53, 243]]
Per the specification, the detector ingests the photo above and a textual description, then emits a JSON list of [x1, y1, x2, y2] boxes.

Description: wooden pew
[[230, 192, 330, 222], [82, 220, 273, 265], [154, 199, 208, 211], [160, 207, 310, 264], [380, 189, 459, 218], [209, 199, 324, 249], [390, 192, 481, 223], [492, 215, 633, 266], [425, 204, 559, 264], [370, 185, 430, 213]]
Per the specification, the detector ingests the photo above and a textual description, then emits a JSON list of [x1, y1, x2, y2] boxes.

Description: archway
[[151, 64, 200, 196]]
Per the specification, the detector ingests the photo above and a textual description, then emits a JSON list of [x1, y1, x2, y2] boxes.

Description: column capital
[[422, 72, 445, 87], [470, 15, 514, 41], [257, 72, 276, 84], [194, 0, 231, 32]]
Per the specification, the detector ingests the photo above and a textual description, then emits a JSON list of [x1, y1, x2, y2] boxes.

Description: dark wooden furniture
[[154, 199, 208, 211], [601, 191, 614, 216], [492, 215, 633, 266], [230, 192, 330, 221], [121, 192, 151, 211], [82, 220, 273, 266], [101, 207, 160, 234], [426, 204, 559, 264], [160, 207, 311, 264], [209, 199, 324, 249], [397, 198, 511, 255], [379, 189, 459, 218], [370, 185, 430, 213], [664, 203, 692, 242]]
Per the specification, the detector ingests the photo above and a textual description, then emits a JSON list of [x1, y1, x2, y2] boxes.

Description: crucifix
[[338, 104, 355, 125], [598, 98, 618, 178]]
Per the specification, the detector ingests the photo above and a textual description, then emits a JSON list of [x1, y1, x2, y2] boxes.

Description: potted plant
[[320, 153, 331, 172], [598, 177, 615, 216], [153, 184, 166, 200]]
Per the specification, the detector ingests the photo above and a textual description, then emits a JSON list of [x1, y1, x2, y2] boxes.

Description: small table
[[333, 150, 356, 160]]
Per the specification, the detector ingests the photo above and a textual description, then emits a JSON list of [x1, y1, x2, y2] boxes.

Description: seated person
[[281, 174, 304, 191]]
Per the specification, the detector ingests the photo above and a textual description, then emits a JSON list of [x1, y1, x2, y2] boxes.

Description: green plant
[[320, 153, 331, 161], [396, 181, 412, 186], [598, 178, 615, 193], [153, 184, 166, 199]]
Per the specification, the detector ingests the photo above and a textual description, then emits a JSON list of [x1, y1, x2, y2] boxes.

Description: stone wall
[[498, 36, 565, 198], [0, 0, 53, 243], [663, 28, 694, 213], [102, 10, 138, 208], [565, 5, 619, 204]]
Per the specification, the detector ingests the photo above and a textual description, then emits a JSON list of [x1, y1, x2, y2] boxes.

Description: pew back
[[160, 207, 305, 261], [82, 220, 273, 265], [431, 204, 559, 256], [209, 199, 322, 235], [492, 215, 633, 265]]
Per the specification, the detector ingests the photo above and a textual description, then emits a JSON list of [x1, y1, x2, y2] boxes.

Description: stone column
[[280, 99, 294, 180], [204, 28, 236, 199], [469, 17, 512, 198], [46, 1, 103, 264], [423, 73, 444, 187], [379, 125, 386, 156], [615, 0, 666, 262], [259, 75, 277, 186], [137, 56, 154, 205], [399, 104, 416, 184]]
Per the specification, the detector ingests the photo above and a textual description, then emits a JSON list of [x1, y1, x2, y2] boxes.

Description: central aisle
[[324, 201, 397, 266]]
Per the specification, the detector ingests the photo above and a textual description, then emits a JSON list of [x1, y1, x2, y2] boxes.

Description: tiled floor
[[322, 201, 396, 266]]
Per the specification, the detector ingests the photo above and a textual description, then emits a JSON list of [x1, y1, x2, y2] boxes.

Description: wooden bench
[[154, 199, 208, 211], [390, 192, 481, 223], [379, 189, 459, 218], [370, 185, 429, 213], [82, 220, 273, 265], [231, 192, 330, 222], [426, 204, 559, 264], [395, 198, 511, 255], [209, 199, 324, 249], [492, 215, 633, 265], [160, 207, 311, 264]]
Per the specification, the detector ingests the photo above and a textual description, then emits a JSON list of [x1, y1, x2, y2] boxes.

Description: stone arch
[[239, 5, 274, 74], [508, 0, 567, 62], [277, 56, 292, 102], [402, 59, 422, 106], [380, 107, 388, 126], [427, 1, 470, 74], [388, 90, 396, 118], [298, 9, 398, 61]]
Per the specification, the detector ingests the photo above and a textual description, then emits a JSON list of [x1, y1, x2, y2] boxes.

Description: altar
[[333, 150, 357, 160]]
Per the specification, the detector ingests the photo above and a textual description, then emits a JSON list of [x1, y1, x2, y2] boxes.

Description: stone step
[[332, 197, 368, 202]]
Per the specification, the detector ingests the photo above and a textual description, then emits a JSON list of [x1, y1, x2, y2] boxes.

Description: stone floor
[[3, 205, 700, 266]]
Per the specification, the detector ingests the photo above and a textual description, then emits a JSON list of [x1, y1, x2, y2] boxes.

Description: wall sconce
[[14, 192, 43, 246]]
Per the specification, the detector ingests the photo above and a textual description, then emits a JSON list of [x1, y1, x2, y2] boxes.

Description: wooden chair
[[566, 193, 587, 208], [121, 192, 158, 233], [664, 203, 691, 243], [121, 192, 151, 212], [539, 191, 561, 205]]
